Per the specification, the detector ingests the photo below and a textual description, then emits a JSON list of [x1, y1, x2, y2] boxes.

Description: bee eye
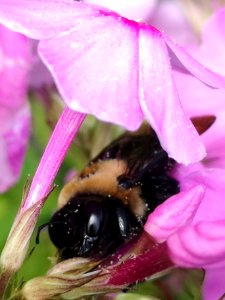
[[87, 214, 101, 237], [86, 201, 104, 238]]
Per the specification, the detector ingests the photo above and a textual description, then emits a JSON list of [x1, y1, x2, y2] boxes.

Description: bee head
[[48, 194, 142, 259]]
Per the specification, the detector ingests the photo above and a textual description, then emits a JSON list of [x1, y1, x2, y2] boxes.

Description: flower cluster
[[0, 1, 225, 300]]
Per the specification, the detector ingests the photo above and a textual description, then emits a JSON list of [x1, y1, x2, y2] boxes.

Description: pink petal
[[190, 8, 225, 76], [84, 0, 157, 22], [173, 70, 225, 118], [144, 185, 204, 242], [0, 106, 30, 192], [24, 108, 85, 210], [0, 26, 31, 192], [0, 25, 30, 60], [150, 0, 197, 45], [38, 16, 144, 130], [0, 0, 97, 40], [29, 41, 54, 89], [0, 25, 30, 108], [169, 164, 225, 269], [163, 33, 225, 89], [139, 26, 206, 164], [167, 221, 225, 269], [203, 269, 225, 300], [174, 166, 225, 223]]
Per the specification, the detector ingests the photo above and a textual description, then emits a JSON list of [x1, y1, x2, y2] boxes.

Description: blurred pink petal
[[168, 7, 225, 119], [173, 71, 225, 117], [190, 7, 225, 76], [0, 106, 30, 192], [145, 186, 204, 242], [203, 269, 225, 300], [150, 0, 197, 45], [0, 25, 31, 192], [0, 25, 30, 108], [29, 41, 54, 89]]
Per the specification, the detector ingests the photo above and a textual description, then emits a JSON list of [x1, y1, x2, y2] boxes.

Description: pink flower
[[145, 8, 225, 299], [1, 2, 225, 297], [145, 119, 225, 299], [0, 25, 31, 192], [0, 0, 225, 165]]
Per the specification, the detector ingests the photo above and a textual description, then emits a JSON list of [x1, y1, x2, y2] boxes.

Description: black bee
[[44, 116, 215, 260], [45, 125, 179, 260]]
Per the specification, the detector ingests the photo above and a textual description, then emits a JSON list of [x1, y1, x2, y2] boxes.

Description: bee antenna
[[36, 222, 50, 245]]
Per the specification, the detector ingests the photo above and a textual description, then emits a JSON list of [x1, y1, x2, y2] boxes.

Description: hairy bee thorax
[[58, 159, 146, 218]]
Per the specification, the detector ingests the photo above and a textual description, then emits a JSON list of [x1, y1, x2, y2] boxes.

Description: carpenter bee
[[43, 116, 215, 260]]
